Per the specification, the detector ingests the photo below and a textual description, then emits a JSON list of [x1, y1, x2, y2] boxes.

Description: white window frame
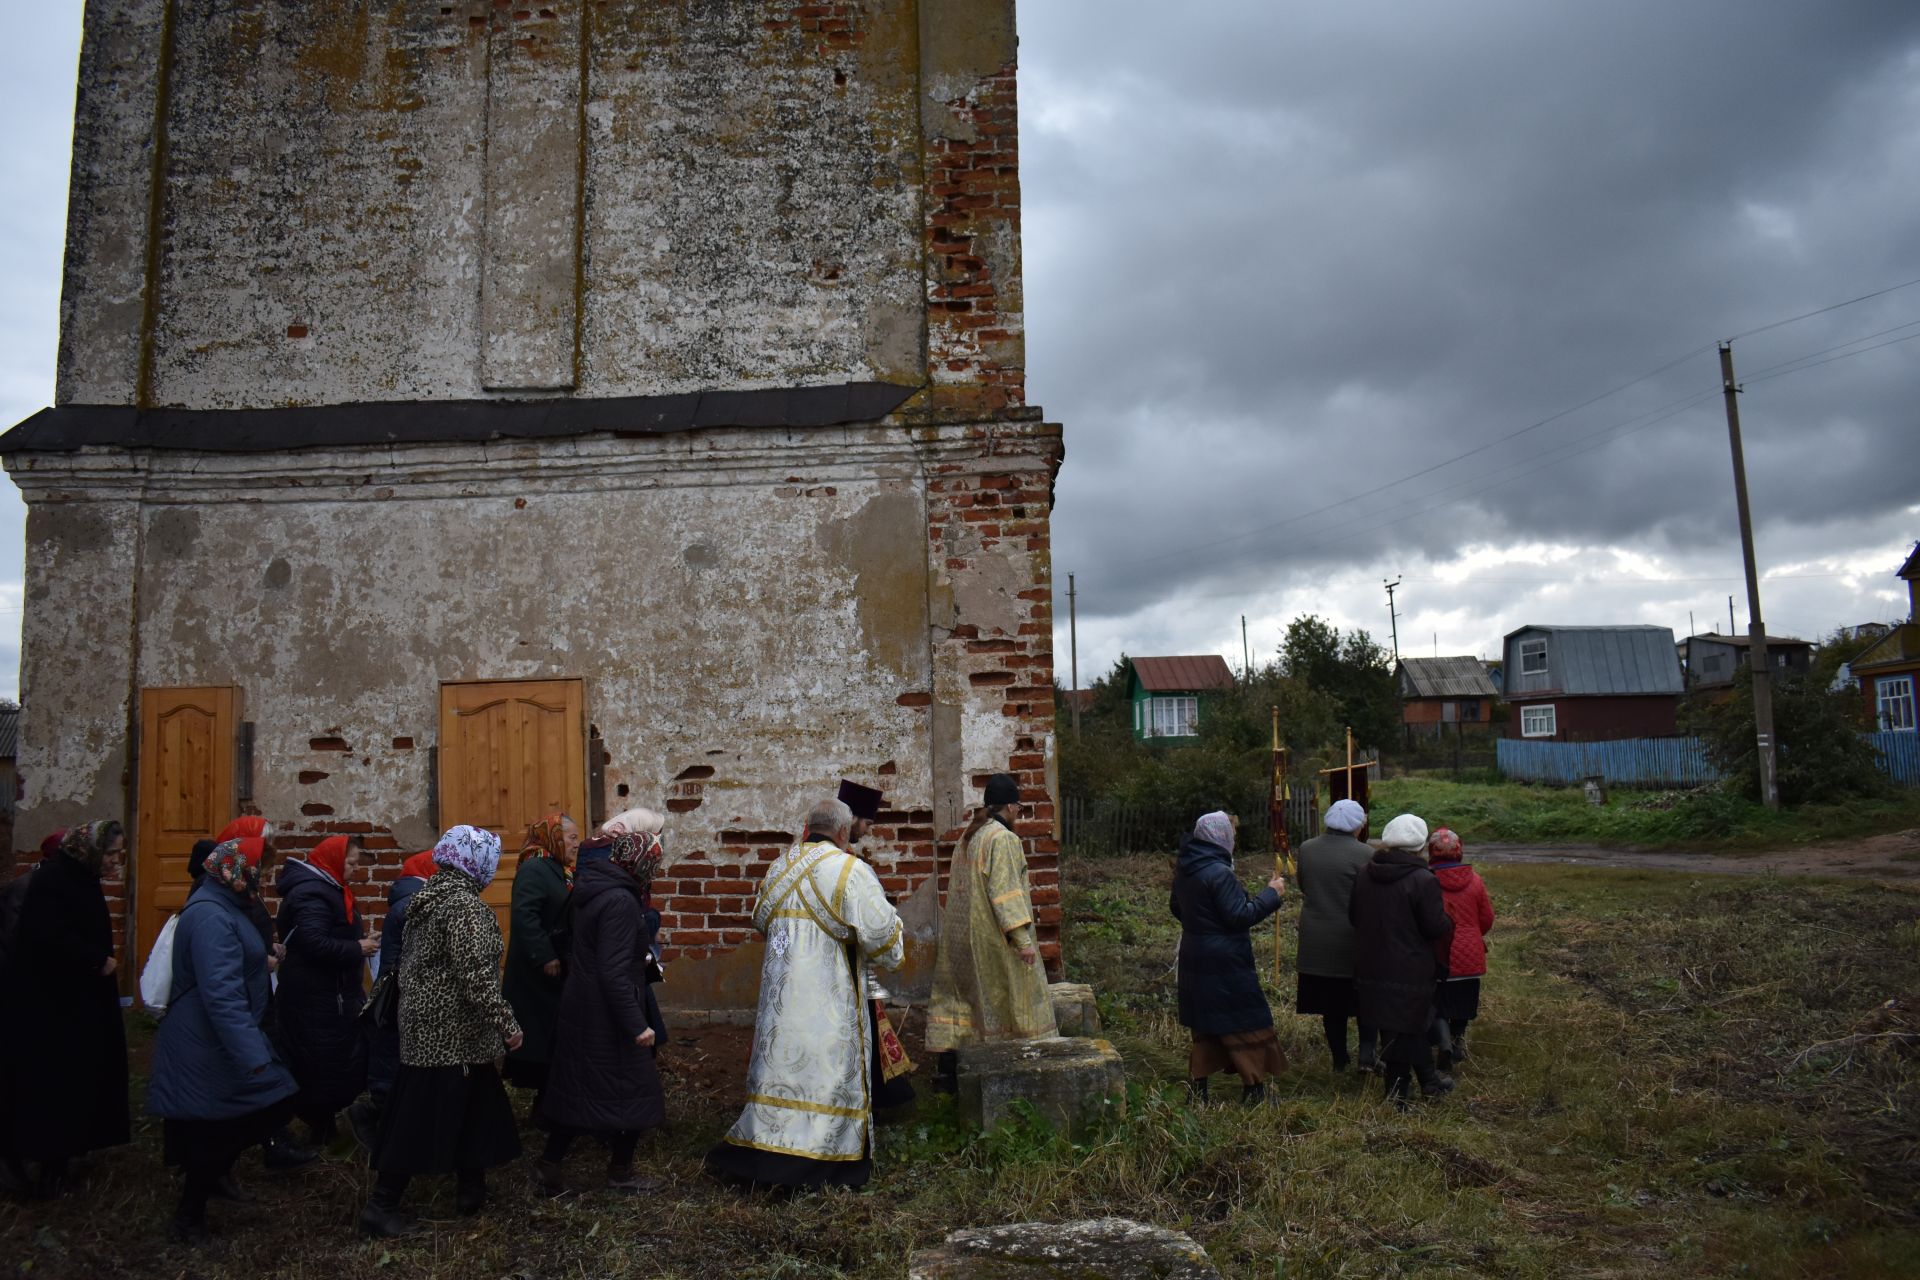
[[1518, 638, 1549, 692], [1878, 675, 1916, 733], [1520, 704, 1557, 738], [1148, 695, 1199, 738]]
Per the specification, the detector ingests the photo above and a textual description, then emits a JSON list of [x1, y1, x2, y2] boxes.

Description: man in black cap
[[925, 772, 1057, 1071], [836, 780, 884, 848]]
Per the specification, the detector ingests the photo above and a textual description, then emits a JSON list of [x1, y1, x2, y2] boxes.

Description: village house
[[1394, 655, 1500, 744], [1850, 545, 1920, 733], [1501, 624, 1685, 742], [1679, 631, 1814, 698], [0, 0, 1062, 1019], [1125, 655, 1236, 741]]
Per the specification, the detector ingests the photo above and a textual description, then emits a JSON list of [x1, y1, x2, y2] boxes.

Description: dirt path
[[1472, 827, 1920, 878]]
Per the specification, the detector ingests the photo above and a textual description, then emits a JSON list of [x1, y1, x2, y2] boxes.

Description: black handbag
[[361, 969, 399, 1030]]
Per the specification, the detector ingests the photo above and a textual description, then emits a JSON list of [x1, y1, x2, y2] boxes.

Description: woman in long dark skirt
[[360, 826, 523, 1238], [1349, 814, 1456, 1107], [147, 840, 299, 1244], [537, 825, 667, 1196], [502, 813, 580, 1095], [1170, 812, 1289, 1105], [0, 822, 131, 1198], [275, 834, 376, 1143]]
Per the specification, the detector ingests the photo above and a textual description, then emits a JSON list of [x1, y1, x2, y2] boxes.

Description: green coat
[[1294, 831, 1374, 978], [502, 856, 570, 1068]]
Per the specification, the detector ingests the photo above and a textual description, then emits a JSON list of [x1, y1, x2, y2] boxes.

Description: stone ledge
[[957, 1036, 1125, 1139]]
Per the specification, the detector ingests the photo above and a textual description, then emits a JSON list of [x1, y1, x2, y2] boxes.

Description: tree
[[1682, 669, 1887, 806], [1808, 627, 1887, 693], [1280, 615, 1398, 750]]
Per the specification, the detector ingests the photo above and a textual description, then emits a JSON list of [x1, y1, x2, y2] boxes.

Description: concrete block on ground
[[956, 1036, 1125, 1138], [1048, 981, 1101, 1037], [907, 1218, 1221, 1279]]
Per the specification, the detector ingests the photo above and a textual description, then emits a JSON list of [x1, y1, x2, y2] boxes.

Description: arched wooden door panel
[[135, 687, 237, 994], [437, 679, 586, 937]]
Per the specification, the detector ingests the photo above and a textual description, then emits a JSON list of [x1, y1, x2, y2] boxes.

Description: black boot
[[454, 1170, 488, 1216], [1417, 1064, 1456, 1101], [1240, 1081, 1266, 1107], [357, 1179, 417, 1239], [263, 1127, 319, 1170], [1186, 1077, 1210, 1105], [1384, 1066, 1414, 1110], [346, 1099, 381, 1154], [209, 1172, 253, 1203], [932, 1051, 958, 1095]]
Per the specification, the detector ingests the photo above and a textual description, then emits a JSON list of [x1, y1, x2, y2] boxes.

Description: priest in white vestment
[[705, 798, 904, 1189]]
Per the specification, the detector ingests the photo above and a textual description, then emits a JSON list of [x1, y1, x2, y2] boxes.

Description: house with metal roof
[[1396, 656, 1500, 742], [1850, 544, 1920, 733], [1679, 632, 1814, 697], [1501, 625, 1685, 742], [1125, 655, 1236, 741]]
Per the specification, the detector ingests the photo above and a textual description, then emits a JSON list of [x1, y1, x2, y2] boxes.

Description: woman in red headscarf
[[274, 834, 376, 1144], [501, 813, 581, 1095], [348, 850, 439, 1152]]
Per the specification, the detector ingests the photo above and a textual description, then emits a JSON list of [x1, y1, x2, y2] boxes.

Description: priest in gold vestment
[[705, 798, 904, 1189], [926, 773, 1057, 1070]]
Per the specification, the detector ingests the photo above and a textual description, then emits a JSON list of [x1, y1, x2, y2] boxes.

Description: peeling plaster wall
[[17, 0, 1052, 1014]]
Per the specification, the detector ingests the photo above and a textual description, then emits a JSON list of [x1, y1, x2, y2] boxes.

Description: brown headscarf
[[517, 812, 575, 886], [59, 820, 124, 879]]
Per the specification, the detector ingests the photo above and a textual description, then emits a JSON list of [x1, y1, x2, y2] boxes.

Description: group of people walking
[[1172, 798, 1495, 1108], [0, 770, 1057, 1243]]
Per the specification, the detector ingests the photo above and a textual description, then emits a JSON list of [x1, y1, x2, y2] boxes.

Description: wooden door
[[438, 679, 587, 934], [135, 687, 237, 997]]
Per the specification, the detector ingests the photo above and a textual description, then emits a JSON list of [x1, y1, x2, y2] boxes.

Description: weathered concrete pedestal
[[956, 1036, 1126, 1138], [1047, 981, 1102, 1037], [908, 1218, 1222, 1279]]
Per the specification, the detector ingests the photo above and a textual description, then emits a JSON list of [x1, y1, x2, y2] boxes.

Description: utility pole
[[1241, 615, 1251, 680], [1719, 342, 1779, 809], [1728, 595, 1736, 636], [1067, 574, 1081, 740], [1384, 577, 1403, 664]]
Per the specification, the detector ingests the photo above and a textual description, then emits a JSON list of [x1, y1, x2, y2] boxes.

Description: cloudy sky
[[2, 3, 1918, 699]]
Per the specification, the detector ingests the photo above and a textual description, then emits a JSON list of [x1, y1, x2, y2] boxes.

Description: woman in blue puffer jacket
[[148, 839, 298, 1246], [1170, 811, 1289, 1105]]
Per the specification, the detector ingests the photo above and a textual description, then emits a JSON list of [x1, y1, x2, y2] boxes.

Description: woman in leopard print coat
[[360, 826, 523, 1239]]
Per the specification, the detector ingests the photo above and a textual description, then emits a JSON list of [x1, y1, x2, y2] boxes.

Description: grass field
[[1371, 773, 1920, 850], [5, 856, 1917, 1278]]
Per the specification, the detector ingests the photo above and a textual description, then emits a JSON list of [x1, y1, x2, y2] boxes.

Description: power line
[[1725, 275, 1920, 342], [1745, 328, 1920, 386]]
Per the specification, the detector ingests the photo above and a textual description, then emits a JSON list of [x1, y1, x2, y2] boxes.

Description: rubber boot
[[534, 1158, 570, 1200], [454, 1170, 488, 1216], [263, 1128, 319, 1170], [1186, 1077, 1210, 1105], [606, 1164, 665, 1195], [1384, 1066, 1414, 1111], [209, 1171, 253, 1203], [1240, 1081, 1266, 1107], [357, 1180, 418, 1239], [932, 1051, 959, 1095], [1417, 1063, 1456, 1101]]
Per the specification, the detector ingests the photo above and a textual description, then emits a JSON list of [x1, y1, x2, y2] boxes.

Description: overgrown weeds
[[4, 857, 1918, 1278]]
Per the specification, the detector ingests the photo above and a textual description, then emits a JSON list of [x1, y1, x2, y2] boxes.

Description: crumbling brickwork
[[6, 0, 1058, 1016]]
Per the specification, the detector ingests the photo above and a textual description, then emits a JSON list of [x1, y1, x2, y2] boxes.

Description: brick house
[[1501, 625, 1685, 742], [1126, 655, 1236, 741], [1851, 545, 1920, 733], [1, 0, 1062, 1018]]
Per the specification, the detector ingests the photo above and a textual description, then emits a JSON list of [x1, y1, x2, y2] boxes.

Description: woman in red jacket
[[1426, 828, 1494, 1065]]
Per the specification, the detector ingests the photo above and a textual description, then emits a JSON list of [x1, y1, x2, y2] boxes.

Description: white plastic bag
[[140, 913, 180, 1012]]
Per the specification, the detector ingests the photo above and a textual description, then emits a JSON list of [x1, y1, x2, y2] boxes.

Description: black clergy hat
[[837, 780, 884, 821], [983, 773, 1021, 807]]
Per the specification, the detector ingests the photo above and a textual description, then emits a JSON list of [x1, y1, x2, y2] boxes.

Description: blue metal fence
[[1496, 737, 1722, 787], [1497, 732, 1920, 788], [1870, 731, 1920, 787]]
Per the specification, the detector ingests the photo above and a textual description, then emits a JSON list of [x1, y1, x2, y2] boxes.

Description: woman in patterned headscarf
[[536, 820, 668, 1197], [274, 833, 375, 1144], [147, 840, 297, 1244], [359, 826, 523, 1238], [0, 820, 131, 1198], [1170, 811, 1289, 1105], [502, 812, 582, 1094]]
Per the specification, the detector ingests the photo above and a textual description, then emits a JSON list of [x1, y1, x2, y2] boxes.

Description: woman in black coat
[[1170, 812, 1289, 1105], [274, 835, 376, 1142], [502, 813, 579, 1093], [0, 822, 131, 1198], [1348, 813, 1456, 1106], [536, 828, 667, 1196]]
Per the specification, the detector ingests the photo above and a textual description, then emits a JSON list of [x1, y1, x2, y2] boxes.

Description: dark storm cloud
[[1020, 0, 1920, 651]]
